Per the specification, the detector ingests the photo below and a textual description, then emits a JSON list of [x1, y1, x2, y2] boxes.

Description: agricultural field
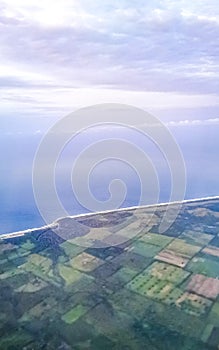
[[0, 198, 219, 349]]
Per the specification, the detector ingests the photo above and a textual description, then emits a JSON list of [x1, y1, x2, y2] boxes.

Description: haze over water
[[1, 120, 219, 234]]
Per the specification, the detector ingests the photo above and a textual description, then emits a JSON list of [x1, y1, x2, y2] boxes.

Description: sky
[[0, 0, 219, 233], [0, 0, 219, 132]]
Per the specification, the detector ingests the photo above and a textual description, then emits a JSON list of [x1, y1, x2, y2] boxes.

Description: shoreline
[[1, 195, 219, 241]]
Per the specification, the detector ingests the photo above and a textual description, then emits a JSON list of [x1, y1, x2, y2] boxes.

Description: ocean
[[1, 122, 219, 234]]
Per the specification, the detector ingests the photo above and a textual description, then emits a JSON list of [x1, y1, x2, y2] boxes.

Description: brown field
[[186, 274, 219, 300]]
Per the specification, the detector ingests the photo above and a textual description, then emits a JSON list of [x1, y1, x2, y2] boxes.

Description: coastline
[[1, 195, 219, 241]]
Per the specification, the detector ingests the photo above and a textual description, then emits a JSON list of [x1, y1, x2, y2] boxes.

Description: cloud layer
[[0, 0, 219, 116]]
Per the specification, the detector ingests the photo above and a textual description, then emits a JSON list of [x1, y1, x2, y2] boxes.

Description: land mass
[[0, 197, 219, 349]]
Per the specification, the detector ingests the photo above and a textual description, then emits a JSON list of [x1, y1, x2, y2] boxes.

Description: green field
[[0, 199, 219, 349]]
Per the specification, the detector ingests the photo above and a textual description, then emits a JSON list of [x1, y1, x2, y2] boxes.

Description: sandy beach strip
[[1, 195, 219, 241]]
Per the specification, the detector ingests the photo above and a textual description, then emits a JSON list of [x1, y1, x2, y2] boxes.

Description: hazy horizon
[[0, 0, 219, 233]]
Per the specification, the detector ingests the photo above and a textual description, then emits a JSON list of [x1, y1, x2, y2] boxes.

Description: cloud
[[0, 0, 219, 118], [0, 1, 219, 92], [166, 117, 219, 127]]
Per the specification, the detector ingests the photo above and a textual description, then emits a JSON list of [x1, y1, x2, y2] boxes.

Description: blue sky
[[0, 0, 219, 132]]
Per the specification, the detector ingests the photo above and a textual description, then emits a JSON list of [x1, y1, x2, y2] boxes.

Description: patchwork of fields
[[0, 199, 219, 349]]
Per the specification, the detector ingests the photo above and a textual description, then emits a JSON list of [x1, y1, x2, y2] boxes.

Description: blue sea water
[[0, 123, 219, 234]]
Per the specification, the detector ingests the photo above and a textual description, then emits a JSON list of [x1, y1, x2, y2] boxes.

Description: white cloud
[[0, 0, 219, 118], [166, 118, 219, 127]]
